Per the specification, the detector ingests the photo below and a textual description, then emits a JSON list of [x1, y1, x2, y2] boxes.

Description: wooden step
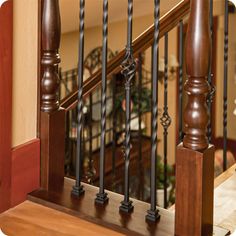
[[28, 178, 231, 236], [29, 178, 175, 236], [0, 201, 123, 236]]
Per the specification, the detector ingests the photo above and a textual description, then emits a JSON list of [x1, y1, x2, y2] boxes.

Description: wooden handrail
[[61, 0, 190, 111]]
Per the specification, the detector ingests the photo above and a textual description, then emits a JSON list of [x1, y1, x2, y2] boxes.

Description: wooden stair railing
[[40, 0, 191, 191], [60, 0, 190, 111], [38, 0, 224, 235]]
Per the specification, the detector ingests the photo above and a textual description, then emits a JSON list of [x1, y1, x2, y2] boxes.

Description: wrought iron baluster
[[160, 33, 171, 209], [178, 20, 183, 143], [71, 0, 85, 197], [146, 0, 161, 222], [138, 53, 143, 200], [88, 94, 94, 184], [207, 0, 215, 142], [95, 0, 109, 205], [138, 53, 143, 162], [119, 0, 136, 213], [112, 75, 117, 183], [65, 110, 70, 176], [223, 0, 229, 171]]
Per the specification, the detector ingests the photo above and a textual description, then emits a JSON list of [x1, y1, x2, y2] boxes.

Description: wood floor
[[0, 201, 124, 236]]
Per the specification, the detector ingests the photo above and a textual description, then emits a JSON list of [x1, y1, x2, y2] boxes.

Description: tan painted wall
[[12, 0, 38, 147], [60, 14, 154, 71]]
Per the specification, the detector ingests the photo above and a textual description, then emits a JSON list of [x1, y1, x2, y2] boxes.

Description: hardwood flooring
[[214, 164, 236, 233], [0, 201, 124, 236]]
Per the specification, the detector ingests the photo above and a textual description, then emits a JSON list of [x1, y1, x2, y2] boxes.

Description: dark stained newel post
[[40, 0, 65, 190], [175, 0, 214, 235], [41, 0, 61, 113]]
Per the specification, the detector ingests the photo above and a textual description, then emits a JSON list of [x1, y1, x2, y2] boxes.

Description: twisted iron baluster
[[146, 0, 161, 222], [112, 75, 117, 191], [207, 0, 215, 142], [160, 33, 171, 209], [119, 0, 136, 213], [71, 0, 85, 197], [223, 0, 228, 171], [86, 94, 95, 184], [138, 53, 144, 200], [138, 53, 143, 163], [178, 20, 183, 143], [95, 0, 109, 205]]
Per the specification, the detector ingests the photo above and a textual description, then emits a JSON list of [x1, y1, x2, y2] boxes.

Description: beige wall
[[12, 0, 39, 147], [60, 14, 154, 71]]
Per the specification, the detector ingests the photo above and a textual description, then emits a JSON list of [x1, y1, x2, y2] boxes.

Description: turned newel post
[[183, 0, 211, 151], [175, 0, 214, 235], [41, 0, 61, 112], [40, 0, 65, 191]]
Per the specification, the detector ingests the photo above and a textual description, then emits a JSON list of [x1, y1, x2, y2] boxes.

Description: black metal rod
[[88, 94, 94, 183], [146, 0, 160, 222], [65, 111, 71, 176], [119, 0, 136, 213], [138, 53, 143, 162], [178, 20, 183, 143], [138, 53, 143, 200], [207, 0, 214, 142], [112, 75, 117, 180], [161, 33, 171, 209], [223, 0, 228, 171], [71, 0, 85, 197], [95, 0, 109, 205]]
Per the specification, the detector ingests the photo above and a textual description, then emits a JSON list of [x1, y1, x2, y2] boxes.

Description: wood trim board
[[11, 139, 40, 207], [0, 0, 13, 213]]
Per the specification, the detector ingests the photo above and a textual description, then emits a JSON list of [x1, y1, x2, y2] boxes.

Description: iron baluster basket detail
[[119, 0, 137, 214], [160, 113, 171, 131], [160, 33, 172, 209]]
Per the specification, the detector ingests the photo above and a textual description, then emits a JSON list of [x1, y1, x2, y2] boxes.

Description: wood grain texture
[[183, 0, 211, 151], [0, 0, 13, 213], [175, 144, 215, 236], [29, 178, 175, 236], [0, 201, 124, 236], [214, 171, 236, 233], [40, 110, 65, 190], [11, 139, 40, 207], [214, 164, 236, 188], [41, 0, 61, 113]]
